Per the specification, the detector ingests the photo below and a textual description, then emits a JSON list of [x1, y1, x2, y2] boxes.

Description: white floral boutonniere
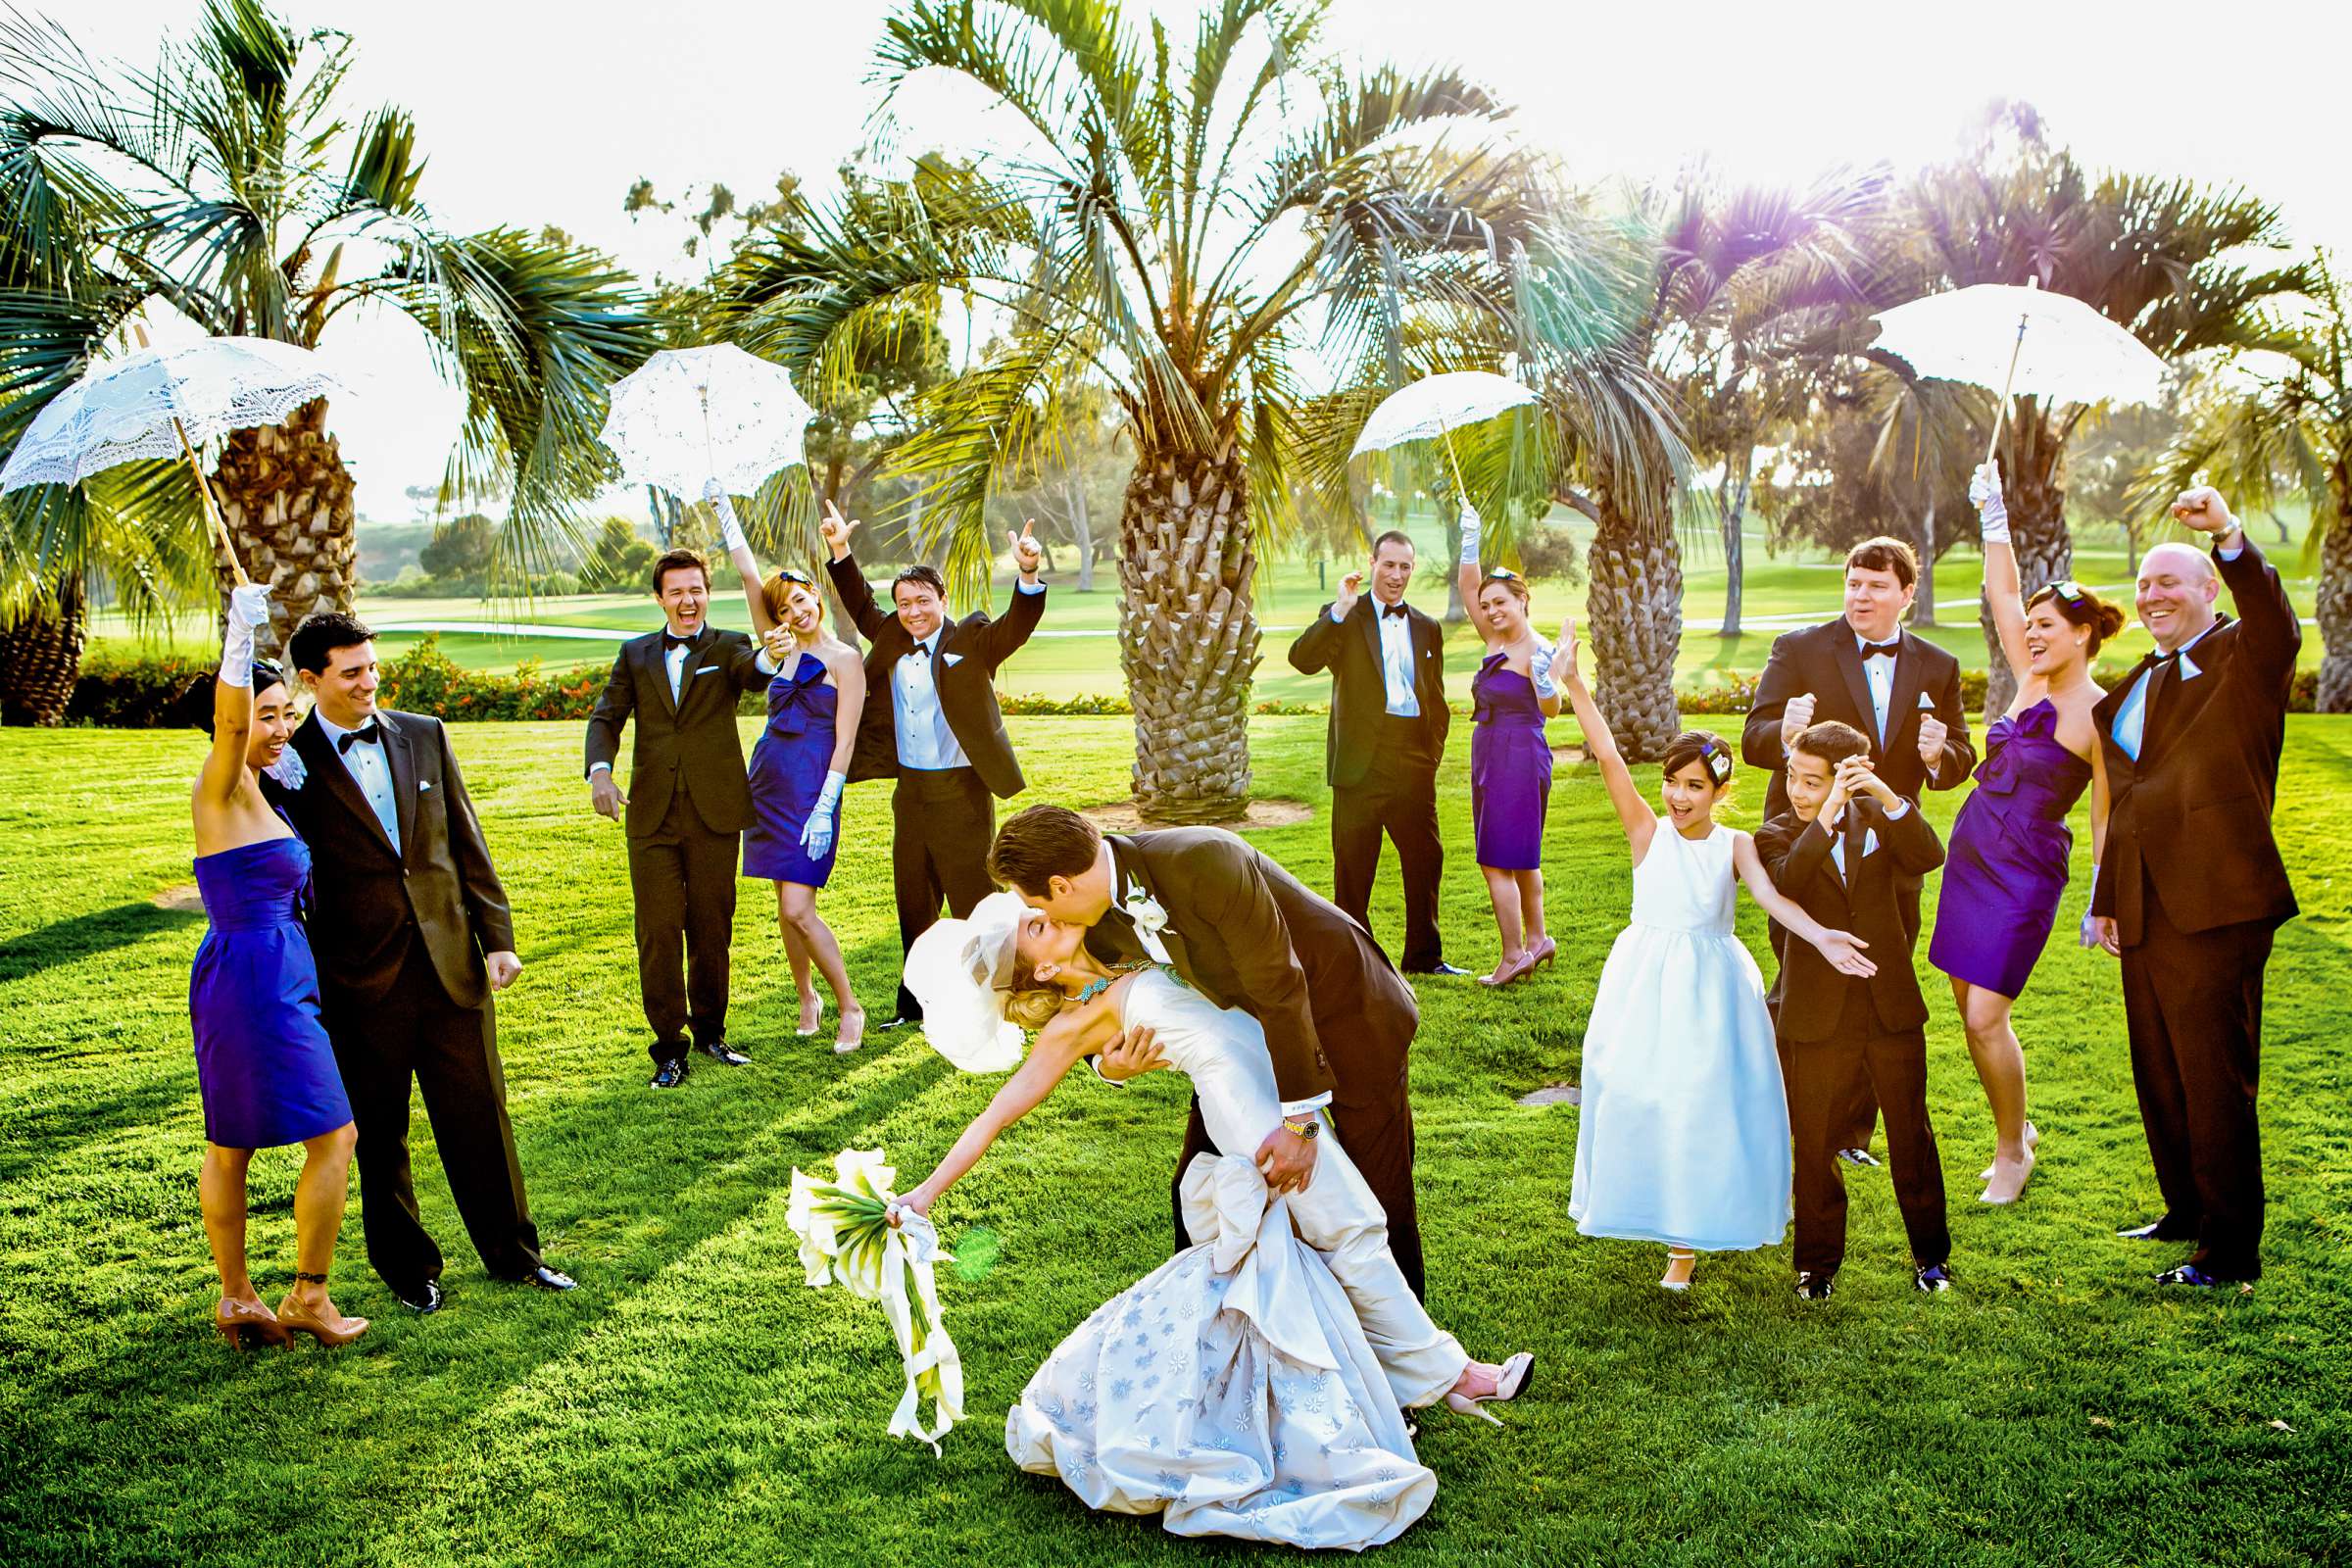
[[1122, 890, 1169, 938]]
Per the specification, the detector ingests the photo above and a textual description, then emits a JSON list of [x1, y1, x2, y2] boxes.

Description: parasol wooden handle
[[173, 416, 250, 588]]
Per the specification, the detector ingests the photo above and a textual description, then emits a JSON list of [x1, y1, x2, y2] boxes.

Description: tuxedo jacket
[[1286, 597, 1449, 786], [1090, 829, 1418, 1110], [272, 708, 515, 1008], [1756, 798, 1944, 1044], [2091, 539, 2300, 945], [827, 555, 1045, 798], [583, 625, 770, 838], [1741, 620, 1975, 820]]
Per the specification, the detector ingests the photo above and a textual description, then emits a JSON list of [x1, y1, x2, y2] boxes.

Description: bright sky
[[77, 0, 2352, 518]]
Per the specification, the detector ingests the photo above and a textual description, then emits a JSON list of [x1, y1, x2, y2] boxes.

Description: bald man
[[2088, 488, 2300, 1288]]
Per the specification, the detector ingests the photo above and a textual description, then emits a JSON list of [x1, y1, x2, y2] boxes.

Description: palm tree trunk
[[1716, 450, 1749, 638], [1119, 440, 1258, 822], [1981, 442, 2072, 720], [1066, 477, 1095, 592], [0, 571, 87, 726], [1585, 466, 1685, 762], [212, 398, 359, 651], [2316, 480, 2352, 713], [1910, 499, 1938, 627]]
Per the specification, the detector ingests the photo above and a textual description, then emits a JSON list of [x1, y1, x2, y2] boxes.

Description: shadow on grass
[[0, 902, 203, 984]]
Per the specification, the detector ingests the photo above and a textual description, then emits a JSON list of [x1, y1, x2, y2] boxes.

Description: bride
[[894, 892, 1532, 1550]]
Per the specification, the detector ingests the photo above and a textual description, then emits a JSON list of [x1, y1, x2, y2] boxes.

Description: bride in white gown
[[893, 893, 1532, 1551]]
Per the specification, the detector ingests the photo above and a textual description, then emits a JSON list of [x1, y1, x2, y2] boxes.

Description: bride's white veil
[[903, 890, 1033, 1072]]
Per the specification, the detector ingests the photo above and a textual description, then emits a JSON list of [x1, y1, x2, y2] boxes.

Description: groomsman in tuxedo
[[585, 549, 779, 1089], [275, 611, 571, 1311], [2089, 487, 2300, 1288], [823, 507, 1048, 1026], [1741, 535, 1975, 1164], [1287, 529, 1466, 976]]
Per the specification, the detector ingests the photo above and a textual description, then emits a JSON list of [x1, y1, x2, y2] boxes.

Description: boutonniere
[[1122, 890, 1169, 937]]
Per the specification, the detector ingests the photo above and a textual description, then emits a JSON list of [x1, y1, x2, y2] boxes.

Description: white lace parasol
[[0, 336, 348, 493], [903, 891, 1034, 1073], [597, 343, 816, 500]]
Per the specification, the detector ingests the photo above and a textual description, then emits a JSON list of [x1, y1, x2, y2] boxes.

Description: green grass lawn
[[84, 506, 2327, 706], [0, 713, 2345, 1564]]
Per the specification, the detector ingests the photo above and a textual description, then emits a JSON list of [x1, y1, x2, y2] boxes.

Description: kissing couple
[[889, 806, 1532, 1550]]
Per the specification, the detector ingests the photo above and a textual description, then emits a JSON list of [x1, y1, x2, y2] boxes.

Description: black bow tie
[[337, 722, 381, 754], [1381, 603, 1409, 620], [907, 642, 932, 659], [2140, 647, 2184, 673], [1861, 640, 1899, 661], [662, 630, 698, 651]]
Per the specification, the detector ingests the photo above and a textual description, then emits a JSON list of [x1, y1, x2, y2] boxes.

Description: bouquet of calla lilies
[[786, 1149, 963, 1453]]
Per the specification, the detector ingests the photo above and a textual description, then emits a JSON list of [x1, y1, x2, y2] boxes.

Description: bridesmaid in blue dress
[[1930, 464, 2126, 1203], [712, 490, 869, 1053], [186, 585, 365, 1348], [1452, 507, 1563, 987]]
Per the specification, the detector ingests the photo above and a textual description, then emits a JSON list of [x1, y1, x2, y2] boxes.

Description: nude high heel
[[1477, 950, 1540, 988], [796, 993, 824, 1037], [1444, 1351, 1536, 1426], [1979, 1120, 2040, 1183], [1529, 936, 1557, 972], [214, 1297, 289, 1349], [275, 1275, 369, 1347]]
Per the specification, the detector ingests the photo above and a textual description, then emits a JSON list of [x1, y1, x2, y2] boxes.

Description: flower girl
[[1556, 620, 1877, 1291]]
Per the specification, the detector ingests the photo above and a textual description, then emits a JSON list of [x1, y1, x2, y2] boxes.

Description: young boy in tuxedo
[[1757, 720, 1952, 1299]]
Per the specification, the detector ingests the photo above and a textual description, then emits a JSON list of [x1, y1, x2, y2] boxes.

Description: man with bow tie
[[1742, 536, 1975, 1165], [2088, 487, 2300, 1289], [822, 509, 1048, 1028], [275, 611, 571, 1311], [587, 549, 783, 1089], [1287, 529, 1465, 977]]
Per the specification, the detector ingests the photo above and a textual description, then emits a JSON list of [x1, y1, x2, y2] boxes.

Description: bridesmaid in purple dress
[[712, 487, 869, 1054], [1452, 507, 1564, 987], [186, 585, 365, 1348], [1930, 463, 2126, 1203]]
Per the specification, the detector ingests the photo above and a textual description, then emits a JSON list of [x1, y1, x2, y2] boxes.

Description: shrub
[[65, 649, 216, 727]]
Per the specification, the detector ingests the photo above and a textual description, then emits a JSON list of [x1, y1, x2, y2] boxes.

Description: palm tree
[[0, 0, 655, 698], [730, 0, 1639, 822], [2147, 259, 2352, 710], [1901, 102, 2312, 716]]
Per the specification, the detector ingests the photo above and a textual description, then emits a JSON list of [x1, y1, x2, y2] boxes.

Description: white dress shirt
[[316, 710, 400, 852], [1824, 797, 1908, 881], [1855, 629, 1897, 745], [1331, 598, 1422, 717], [587, 627, 778, 779], [893, 629, 970, 771]]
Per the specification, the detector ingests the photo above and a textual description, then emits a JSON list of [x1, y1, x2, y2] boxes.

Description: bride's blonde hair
[[1002, 956, 1072, 1031]]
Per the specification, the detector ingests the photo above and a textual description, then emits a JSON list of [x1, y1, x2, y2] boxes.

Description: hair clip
[[1707, 750, 1732, 784], [1483, 566, 1522, 582], [775, 568, 814, 587]]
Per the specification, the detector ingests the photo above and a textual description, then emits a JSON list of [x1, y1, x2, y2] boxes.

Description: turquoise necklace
[[1075, 960, 1149, 1003]]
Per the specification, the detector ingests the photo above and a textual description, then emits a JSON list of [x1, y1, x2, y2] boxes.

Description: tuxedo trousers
[[627, 783, 739, 1057], [2121, 886, 2271, 1280], [1171, 1090, 1427, 1302], [322, 944, 543, 1293], [891, 766, 997, 1020], [1783, 984, 1948, 1279], [1330, 717, 1446, 970]]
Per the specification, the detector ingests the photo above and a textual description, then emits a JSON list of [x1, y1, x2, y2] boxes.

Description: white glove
[[1969, 461, 2010, 543], [703, 478, 750, 555], [801, 769, 847, 860], [219, 583, 271, 689], [1528, 640, 1558, 700], [2077, 864, 2100, 947], [1457, 502, 1482, 566]]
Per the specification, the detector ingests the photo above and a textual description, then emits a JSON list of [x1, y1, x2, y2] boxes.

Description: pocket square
[[693, 663, 719, 675], [418, 779, 432, 792], [942, 651, 964, 666]]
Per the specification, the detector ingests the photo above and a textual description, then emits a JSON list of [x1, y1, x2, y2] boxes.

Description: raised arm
[[899, 1000, 1111, 1213], [819, 504, 895, 644], [703, 481, 774, 637], [1970, 462, 2032, 688], [1287, 572, 1361, 674], [1454, 502, 1484, 623], [1732, 830, 1876, 976], [2202, 513, 2301, 693], [1557, 617, 1654, 858], [973, 525, 1048, 670], [194, 584, 274, 819]]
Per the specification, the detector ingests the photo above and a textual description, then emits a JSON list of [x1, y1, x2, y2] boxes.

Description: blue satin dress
[[742, 652, 843, 886], [188, 834, 353, 1149], [1930, 699, 2093, 999]]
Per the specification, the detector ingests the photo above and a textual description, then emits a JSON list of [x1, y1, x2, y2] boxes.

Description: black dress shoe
[[392, 1280, 444, 1314], [1837, 1147, 1880, 1168], [650, 1056, 689, 1090], [2154, 1263, 2230, 1289], [1404, 961, 1474, 978], [696, 1038, 750, 1066], [2116, 1218, 2194, 1243], [1794, 1272, 1834, 1300], [1914, 1262, 1954, 1294], [512, 1264, 576, 1292]]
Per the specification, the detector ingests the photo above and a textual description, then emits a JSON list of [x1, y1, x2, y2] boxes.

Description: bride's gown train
[[1005, 967, 1460, 1550]]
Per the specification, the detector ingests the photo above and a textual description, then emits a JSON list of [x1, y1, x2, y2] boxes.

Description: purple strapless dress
[[742, 652, 843, 886], [1470, 651, 1552, 869], [1929, 699, 2092, 998], [188, 835, 353, 1150]]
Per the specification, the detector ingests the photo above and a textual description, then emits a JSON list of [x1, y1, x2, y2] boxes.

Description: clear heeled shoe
[[1444, 1350, 1536, 1426], [796, 994, 824, 1038], [1659, 1248, 1696, 1292], [1979, 1120, 2040, 1182]]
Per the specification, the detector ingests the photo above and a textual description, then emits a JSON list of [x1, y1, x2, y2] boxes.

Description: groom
[[988, 805, 1431, 1298]]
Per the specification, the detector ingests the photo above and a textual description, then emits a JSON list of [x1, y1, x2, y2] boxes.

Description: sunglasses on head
[[774, 568, 815, 588], [1481, 567, 1522, 584], [2047, 578, 2084, 603]]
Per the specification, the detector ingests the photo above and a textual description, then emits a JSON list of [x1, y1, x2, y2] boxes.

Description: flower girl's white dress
[[1569, 820, 1792, 1251], [1005, 968, 1453, 1551]]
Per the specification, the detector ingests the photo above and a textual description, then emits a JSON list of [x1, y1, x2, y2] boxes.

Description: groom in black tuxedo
[[823, 510, 1047, 1027], [2089, 488, 2300, 1287], [274, 611, 570, 1311], [989, 805, 1430, 1298], [585, 548, 777, 1088], [1287, 529, 1462, 975], [1741, 535, 1974, 1162]]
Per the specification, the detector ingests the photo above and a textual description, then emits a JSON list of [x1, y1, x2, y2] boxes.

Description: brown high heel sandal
[[275, 1273, 370, 1348], [215, 1297, 290, 1349]]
